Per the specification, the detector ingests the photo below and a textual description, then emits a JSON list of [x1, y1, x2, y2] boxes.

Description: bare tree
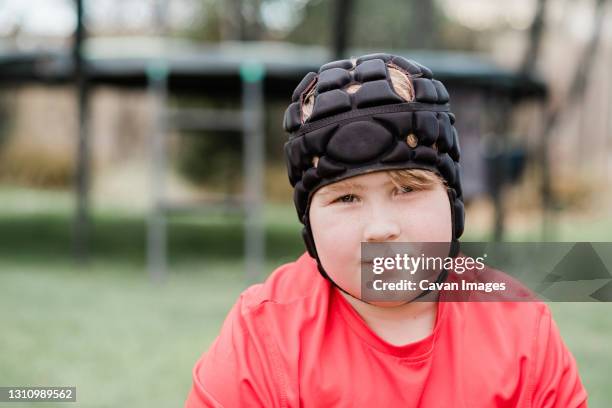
[[219, 0, 266, 41], [407, 0, 436, 49], [520, 0, 548, 74], [220, 0, 245, 41], [538, 0, 609, 238], [331, 0, 355, 59]]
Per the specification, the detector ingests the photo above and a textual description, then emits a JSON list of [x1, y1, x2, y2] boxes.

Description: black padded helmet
[[282, 53, 464, 297]]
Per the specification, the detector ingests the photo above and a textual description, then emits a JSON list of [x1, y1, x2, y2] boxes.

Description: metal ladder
[[146, 60, 266, 284]]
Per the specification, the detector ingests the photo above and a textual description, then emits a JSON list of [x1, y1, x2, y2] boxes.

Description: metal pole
[[241, 62, 266, 284], [147, 62, 169, 282], [607, 42, 612, 182], [146, 0, 170, 282], [73, 0, 90, 262]]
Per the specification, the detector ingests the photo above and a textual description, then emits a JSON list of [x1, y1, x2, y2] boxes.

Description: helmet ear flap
[[301, 223, 318, 259], [449, 240, 460, 258], [302, 219, 335, 282], [446, 187, 461, 258]]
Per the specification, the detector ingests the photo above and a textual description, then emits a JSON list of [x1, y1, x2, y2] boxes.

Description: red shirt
[[185, 252, 588, 407]]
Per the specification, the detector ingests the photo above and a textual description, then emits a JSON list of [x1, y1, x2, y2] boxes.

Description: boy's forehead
[[318, 173, 393, 193]]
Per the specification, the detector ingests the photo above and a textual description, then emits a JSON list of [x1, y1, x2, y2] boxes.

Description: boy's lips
[[360, 250, 420, 264], [362, 252, 391, 263]]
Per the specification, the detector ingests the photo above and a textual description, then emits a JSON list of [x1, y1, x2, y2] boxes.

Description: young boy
[[185, 53, 588, 407]]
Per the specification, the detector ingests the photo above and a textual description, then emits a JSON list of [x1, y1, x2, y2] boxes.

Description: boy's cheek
[[319, 228, 362, 258], [312, 214, 362, 245], [322, 257, 363, 295], [314, 225, 363, 279], [399, 199, 452, 241]]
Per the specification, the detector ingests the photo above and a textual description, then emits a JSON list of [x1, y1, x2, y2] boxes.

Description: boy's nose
[[363, 217, 401, 242]]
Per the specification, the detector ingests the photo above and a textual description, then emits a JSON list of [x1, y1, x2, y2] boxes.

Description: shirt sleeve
[[184, 291, 285, 408], [531, 306, 588, 408]]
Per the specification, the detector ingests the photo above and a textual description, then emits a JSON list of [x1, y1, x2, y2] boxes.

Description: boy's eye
[[398, 186, 414, 194], [333, 194, 357, 203]]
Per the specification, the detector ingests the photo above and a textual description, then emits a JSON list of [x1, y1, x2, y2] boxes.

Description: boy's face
[[308, 170, 452, 302]]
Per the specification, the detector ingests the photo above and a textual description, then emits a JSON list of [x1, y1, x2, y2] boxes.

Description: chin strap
[[301, 188, 460, 306]]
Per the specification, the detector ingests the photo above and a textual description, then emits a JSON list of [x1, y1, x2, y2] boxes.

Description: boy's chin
[[364, 292, 436, 307], [349, 288, 431, 306], [366, 300, 415, 307]]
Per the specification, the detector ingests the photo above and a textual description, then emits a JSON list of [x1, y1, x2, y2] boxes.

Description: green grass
[[0, 188, 308, 407], [548, 303, 612, 407], [0, 259, 249, 407], [0, 187, 611, 407]]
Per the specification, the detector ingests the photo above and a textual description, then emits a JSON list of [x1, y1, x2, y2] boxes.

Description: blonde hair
[[388, 168, 446, 190], [316, 169, 446, 198], [301, 59, 415, 122]]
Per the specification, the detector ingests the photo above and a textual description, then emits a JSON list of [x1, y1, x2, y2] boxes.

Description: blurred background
[[0, 0, 610, 406]]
